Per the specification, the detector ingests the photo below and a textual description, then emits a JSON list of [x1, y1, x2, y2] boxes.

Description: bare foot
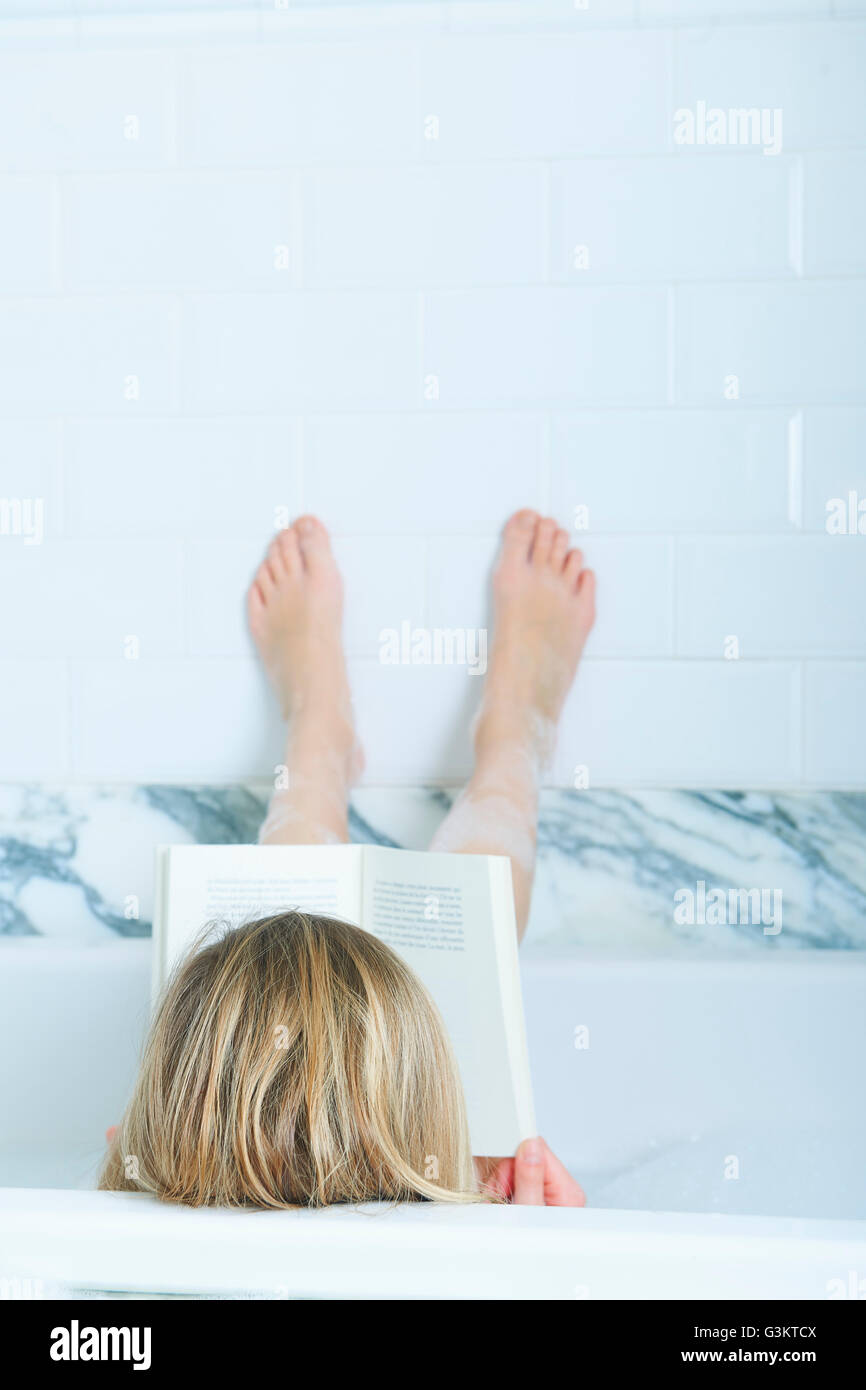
[[476, 509, 595, 760], [247, 515, 362, 779]]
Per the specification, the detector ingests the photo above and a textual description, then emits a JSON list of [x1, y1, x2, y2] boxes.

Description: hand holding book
[[476, 1138, 586, 1207]]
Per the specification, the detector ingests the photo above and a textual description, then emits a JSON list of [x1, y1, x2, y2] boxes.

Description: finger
[[539, 1137, 586, 1207], [512, 1137, 546, 1205], [105, 1125, 118, 1146]]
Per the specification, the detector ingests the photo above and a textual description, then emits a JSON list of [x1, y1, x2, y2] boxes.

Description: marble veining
[[0, 785, 864, 952]]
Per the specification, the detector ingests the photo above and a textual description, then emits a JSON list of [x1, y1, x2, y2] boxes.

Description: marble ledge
[[0, 785, 864, 954]]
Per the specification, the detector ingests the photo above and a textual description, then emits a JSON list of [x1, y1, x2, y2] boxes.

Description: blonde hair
[[99, 911, 480, 1207]]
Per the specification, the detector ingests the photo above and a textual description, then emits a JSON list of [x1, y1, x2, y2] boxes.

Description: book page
[[157, 844, 363, 989], [361, 845, 530, 1156]]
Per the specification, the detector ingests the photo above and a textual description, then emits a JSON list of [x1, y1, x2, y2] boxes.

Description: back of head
[[99, 912, 479, 1207]]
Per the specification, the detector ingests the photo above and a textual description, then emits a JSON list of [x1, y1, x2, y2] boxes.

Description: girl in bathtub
[[100, 510, 594, 1208]]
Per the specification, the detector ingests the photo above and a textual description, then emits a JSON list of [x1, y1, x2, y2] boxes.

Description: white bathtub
[[1, 943, 864, 1298]]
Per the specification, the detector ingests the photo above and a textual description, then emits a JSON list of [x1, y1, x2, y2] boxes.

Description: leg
[[431, 510, 595, 941], [247, 516, 363, 846]]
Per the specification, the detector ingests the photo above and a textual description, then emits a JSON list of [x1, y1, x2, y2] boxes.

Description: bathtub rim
[[1, 1186, 865, 1301]]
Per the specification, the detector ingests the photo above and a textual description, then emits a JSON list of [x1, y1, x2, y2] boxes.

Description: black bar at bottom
[[1, 1297, 861, 1374]]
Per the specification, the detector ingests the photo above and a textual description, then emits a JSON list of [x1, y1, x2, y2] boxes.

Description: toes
[[266, 539, 287, 579], [501, 509, 538, 563], [247, 561, 274, 622], [504, 508, 539, 534], [551, 527, 569, 570], [273, 526, 301, 575], [247, 581, 266, 623], [259, 551, 278, 593], [293, 514, 332, 571], [563, 548, 585, 587], [264, 548, 285, 590], [576, 567, 596, 624], [530, 516, 557, 568]]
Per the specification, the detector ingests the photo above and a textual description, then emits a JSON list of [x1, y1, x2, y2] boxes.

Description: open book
[[153, 844, 535, 1156]]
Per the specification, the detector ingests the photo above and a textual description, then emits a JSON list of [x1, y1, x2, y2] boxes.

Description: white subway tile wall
[[0, 3, 863, 787]]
